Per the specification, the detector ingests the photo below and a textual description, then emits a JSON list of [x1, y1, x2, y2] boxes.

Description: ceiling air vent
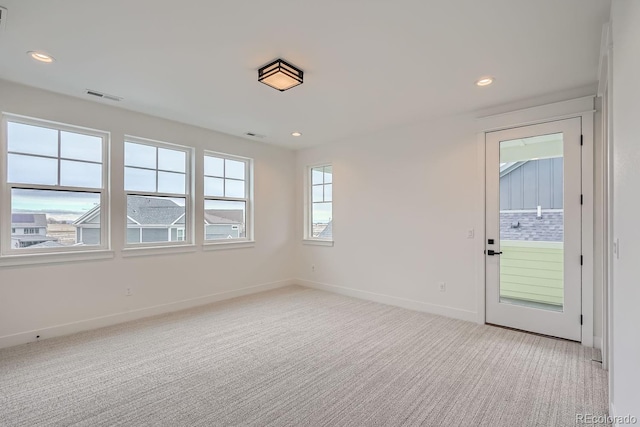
[[85, 89, 122, 102], [0, 7, 8, 32], [245, 132, 266, 139]]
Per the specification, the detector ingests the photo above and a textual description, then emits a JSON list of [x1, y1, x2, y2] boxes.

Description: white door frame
[[475, 96, 595, 347]]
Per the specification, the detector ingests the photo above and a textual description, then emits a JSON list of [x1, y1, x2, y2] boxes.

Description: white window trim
[[124, 135, 194, 249], [0, 250, 115, 267], [121, 244, 197, 258], [202, 240, 255, 251], [303, 163, 333, 243], [0, 113, 111, 259], [203, 150, 253, 245]]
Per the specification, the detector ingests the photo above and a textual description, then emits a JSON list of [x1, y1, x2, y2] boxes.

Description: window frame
[[304, 163, 333, 245], [123, 135, 193, 248], [1, 113, 110, 257], [203, 151, 253, 246]]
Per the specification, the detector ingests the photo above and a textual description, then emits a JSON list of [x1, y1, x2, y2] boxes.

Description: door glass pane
[[499, 133, 564, 312]]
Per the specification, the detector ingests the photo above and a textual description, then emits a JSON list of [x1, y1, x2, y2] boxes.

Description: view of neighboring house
[[499, 157, 564, 242], [317, 220, 332, 239], [498, 157, 564, 308], [10, 213, 59, 249], [74, 196, 244, 244], [205, 210, 244, 240]]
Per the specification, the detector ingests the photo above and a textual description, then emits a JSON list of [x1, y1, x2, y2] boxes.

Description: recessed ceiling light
[[476, 77, 494, 87], [28, 51, 55, 63], [291, 132, 302, 137]]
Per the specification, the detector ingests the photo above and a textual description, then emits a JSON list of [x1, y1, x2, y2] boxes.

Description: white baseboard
[[594, 336, 602, 350], [0, 279, 295, 350], [297, 279, 477, 323]]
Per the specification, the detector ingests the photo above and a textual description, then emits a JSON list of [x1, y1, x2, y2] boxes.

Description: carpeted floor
[[0, 286, 608, 426]]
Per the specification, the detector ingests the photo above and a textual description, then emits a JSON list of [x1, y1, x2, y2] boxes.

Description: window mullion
[[57, 129, 61, 186]]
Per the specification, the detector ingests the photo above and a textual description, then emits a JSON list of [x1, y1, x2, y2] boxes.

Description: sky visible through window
[[12, 189, 99, 222]]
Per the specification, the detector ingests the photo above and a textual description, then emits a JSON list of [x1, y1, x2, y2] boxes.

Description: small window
[[308, 165, 332, 240], [2, 116, 109, 254], [124, 138, 191, 246], [204, 153, 251, 242]]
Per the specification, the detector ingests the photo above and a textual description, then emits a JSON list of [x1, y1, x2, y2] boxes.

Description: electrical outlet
[[438, 282, 446, 292], [467, 229, 475, 239], [126, 288, 132, 296]]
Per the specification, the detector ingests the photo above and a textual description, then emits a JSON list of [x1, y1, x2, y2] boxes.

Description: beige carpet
[[0, 286, 608, 426]]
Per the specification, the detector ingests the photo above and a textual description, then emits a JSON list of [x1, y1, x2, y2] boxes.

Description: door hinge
[[580, 315, 583, 325], [580, 194, 584, 205], [580, 255, 584, 265], [580, 134, 584, 146]]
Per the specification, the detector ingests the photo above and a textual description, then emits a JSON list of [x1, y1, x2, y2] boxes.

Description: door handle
[[486, 250, 503, 256]]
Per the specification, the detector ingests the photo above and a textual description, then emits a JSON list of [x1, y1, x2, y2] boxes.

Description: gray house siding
[[205, 224, 240, 240], [500, 158, 563, 210], [79, 228, 100, 245], [141, 228, 169, 243], [126, 228, 140, 243]]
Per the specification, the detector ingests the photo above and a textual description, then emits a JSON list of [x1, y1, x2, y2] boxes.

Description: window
[[203, 153, 251, 242], [124, 138, 191, 246], [2, 116, 108, 253], [309, 165, 332, 240]]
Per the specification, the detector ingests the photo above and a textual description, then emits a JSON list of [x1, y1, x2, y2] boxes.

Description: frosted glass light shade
[[258, 59, 303, 92]]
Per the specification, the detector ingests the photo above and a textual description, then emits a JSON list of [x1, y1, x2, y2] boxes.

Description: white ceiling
[[0, 0, 610, 149]]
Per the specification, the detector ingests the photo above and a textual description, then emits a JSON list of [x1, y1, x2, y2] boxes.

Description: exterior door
[[485, 118, 582, 341]]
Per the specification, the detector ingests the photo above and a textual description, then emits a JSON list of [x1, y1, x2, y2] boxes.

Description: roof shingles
[[500, 210, 563, 242]]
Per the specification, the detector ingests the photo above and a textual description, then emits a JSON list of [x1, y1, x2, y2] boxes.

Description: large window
[[309, 165, 332, 240], [122, 138, 191, 246], [2, 116, 108, 253], [204, 152, 251, 241]]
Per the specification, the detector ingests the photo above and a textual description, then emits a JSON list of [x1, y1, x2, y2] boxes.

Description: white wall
[[0, 80, 296, 348], [295, 104, 603, 335], [295, 114, 483, 322], [610, 1, 640, 420]]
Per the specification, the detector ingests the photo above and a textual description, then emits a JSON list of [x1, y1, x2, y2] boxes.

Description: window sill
[[302, 239, 334, 247], [0, 250, 115, 267], [203, 240, 255, 251], [121, 244, 197, 258]]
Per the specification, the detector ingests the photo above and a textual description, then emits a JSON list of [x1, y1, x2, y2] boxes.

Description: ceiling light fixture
[[28, 51, 55, 63], [291, 132, 302, 137], [476, 77, 494, 87], [258, 59, 303, 92]]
